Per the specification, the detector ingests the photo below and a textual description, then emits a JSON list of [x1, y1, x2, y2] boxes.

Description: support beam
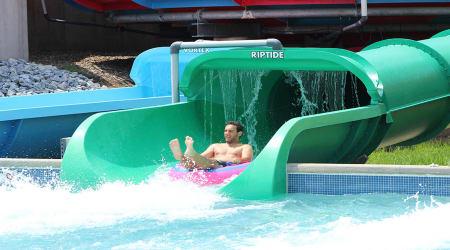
[[110, 7, 450, 24], [0, 0, 28, 60], [264, 24, 450, 34]]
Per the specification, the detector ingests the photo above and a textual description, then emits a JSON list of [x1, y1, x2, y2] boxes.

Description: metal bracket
[[169, 39, 283, 103]]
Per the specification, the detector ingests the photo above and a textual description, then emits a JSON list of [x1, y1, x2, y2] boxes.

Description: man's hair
[[226, 121, 244, 133]]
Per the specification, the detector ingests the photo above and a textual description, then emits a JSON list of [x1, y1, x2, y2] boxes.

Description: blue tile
[[2, 167, 450, 196], [288, 173, 450, 196], [0, 167, 60, 187]]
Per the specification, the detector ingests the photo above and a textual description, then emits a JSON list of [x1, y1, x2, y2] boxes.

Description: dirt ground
[[29, 51, 136, 88]]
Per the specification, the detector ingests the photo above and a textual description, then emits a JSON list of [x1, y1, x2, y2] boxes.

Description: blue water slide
[[131, 47, 218, 96], [132, 0, 238, 9], [0, 47, 216, 158]]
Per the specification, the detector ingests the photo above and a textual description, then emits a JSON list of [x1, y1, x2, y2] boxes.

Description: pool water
[[1, 170, 450, 250]]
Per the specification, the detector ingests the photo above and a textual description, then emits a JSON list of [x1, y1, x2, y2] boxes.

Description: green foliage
[[368, 140, 450, 166]]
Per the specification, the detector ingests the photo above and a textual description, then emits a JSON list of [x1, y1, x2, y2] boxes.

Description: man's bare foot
[[184, 136, 195, 157], [169, 139, 183, 160]]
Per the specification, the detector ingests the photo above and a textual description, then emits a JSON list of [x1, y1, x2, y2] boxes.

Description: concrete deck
[[0, 158, 60, 168]]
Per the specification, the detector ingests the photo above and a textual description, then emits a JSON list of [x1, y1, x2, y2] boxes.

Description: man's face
[[224, 124, 241, 143]]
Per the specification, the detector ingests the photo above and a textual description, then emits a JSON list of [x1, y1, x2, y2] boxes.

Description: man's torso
[[212, 143, 247, 162]]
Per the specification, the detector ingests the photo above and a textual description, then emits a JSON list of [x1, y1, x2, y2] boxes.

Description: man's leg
[[169, 138, 204, 169], [169, 139, 183, 160], [184, 136, 218, 169]]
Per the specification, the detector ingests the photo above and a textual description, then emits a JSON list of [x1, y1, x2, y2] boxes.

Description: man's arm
[[201, 144, 215, 159], [240, 144, 253, 163]]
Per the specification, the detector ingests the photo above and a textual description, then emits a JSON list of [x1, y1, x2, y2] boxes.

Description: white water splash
[[242, 202, 450, 250], [3, 168, 450, 250], [0, 171, 227, 235]]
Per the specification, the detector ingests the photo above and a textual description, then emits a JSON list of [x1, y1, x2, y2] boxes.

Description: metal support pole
[[170, 42, 182, 103], [342, 0, 368, 32], [170, 39, 283, 103]]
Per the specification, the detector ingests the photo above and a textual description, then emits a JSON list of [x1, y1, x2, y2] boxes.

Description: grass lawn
[[367, 139, 449, 166]]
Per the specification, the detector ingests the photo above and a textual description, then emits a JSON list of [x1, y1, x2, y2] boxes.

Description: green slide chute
[[61, 31, 450, 199]]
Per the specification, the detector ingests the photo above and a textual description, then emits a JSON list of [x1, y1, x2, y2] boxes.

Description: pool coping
[[1, 159, 449, 175], [0, 158, 61, 168]]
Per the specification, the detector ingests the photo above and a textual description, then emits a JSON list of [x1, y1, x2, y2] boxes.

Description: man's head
[[224, 121, 244, 144]]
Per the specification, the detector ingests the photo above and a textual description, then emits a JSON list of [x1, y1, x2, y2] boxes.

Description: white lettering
[[183, 48, 210, 53], [250, 51, 284, 59]]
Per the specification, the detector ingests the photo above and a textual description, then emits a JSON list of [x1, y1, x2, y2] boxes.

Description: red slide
[[74, 0, 146, 11], [234, 0, 354, 5]]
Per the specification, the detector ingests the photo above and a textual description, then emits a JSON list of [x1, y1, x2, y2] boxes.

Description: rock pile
[[0, 58, 105, 97]]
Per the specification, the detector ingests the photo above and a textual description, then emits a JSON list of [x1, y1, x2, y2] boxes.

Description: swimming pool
[[1, 168, 450, 249]]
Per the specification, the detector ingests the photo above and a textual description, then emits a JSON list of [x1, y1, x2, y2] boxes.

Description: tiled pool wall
[[288, 164, 450, 196], [1, 160, 450, 196], [0, 167, 60, 186], [288, 173, 450, 196], [0, 159, 60, 186]]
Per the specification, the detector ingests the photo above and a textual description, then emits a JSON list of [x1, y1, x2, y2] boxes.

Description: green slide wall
[[61, 31, 449, 199]]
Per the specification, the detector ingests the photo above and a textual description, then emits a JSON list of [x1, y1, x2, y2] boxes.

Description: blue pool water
[[1, 170, 450, 249]]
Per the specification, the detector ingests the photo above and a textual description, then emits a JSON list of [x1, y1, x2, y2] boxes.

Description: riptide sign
[[251, 51, 284, 59]]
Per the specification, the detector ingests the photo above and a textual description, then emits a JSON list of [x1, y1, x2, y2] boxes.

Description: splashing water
[[0, 169, 225, 236], [204, 69, 266, 154], [242, 195, 450, 250], [203, 70, 216, 145], [237, 70, 266, 154], [286, 71, 319, 116], [201, 69, 362, 154], [1, 172, 450, 249], [218, 70, 238, 122], [286, 71, 348, 116], [350, 73, 361, 107]]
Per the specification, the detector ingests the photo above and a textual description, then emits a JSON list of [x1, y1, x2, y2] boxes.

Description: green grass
[[367, 140, 449, 166]]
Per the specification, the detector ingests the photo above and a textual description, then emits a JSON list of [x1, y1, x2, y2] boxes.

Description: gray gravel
[[0, 58, 106, 97]]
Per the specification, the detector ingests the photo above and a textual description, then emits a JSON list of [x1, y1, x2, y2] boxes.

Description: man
[[169, 121, 253, 170]]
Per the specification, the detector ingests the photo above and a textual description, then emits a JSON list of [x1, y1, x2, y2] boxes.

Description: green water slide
[[61, 31, 450, 199]]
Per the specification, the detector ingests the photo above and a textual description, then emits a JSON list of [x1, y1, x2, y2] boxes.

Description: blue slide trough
[[0, 47, 213, 158]]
